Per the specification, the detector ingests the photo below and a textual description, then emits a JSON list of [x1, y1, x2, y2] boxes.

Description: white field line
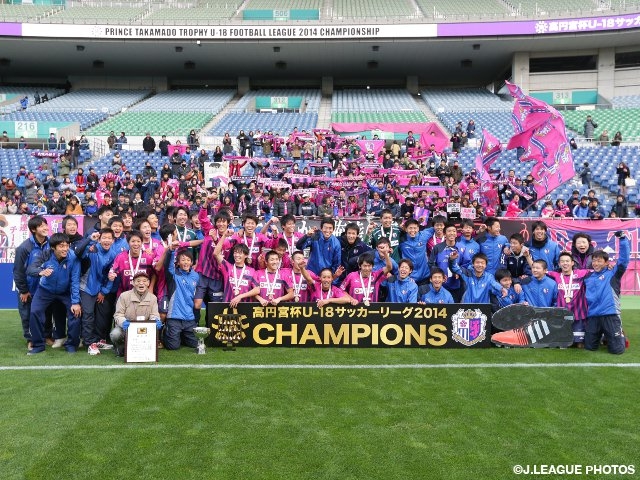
[[0, 363, 639, 371]]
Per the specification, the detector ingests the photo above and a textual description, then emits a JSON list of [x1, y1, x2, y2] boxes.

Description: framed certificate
[[125, 321, 158, 363]]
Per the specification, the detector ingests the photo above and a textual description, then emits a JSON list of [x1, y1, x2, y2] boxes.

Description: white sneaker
[[96, 339, 114, 350], [51, 338, 66, 349], [87, 343, 101, 356]]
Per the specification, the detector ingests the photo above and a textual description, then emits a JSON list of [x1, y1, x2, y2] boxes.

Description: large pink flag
[[506, 81, 561, 135], [528, 119, 576, 198], [506, 82, 575, 197]]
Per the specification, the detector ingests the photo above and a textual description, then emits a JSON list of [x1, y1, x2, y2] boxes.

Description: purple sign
[[0, 23, 20, 36], [438, 13, 640, 36]]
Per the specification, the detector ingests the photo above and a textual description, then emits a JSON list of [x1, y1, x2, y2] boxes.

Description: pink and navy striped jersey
[[547, 270, 589, 321], [220, 260, 256, 302], [229, 232, 271, 269], [281, 268, 318, 302], [340, 269, 386, 303], [111, 250, 156, 296], [310, 284, 346, 302], [252, 269, 291, 299]]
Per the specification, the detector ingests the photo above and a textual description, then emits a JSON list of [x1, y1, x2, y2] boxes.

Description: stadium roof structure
[[0, 9, 639, 84]]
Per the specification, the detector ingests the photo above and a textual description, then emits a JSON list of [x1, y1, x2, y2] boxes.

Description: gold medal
[[363, 299, 370, 306], [565, 295, 572, 303], [294, 295, 300, 302], [233, 288, 240, 295]]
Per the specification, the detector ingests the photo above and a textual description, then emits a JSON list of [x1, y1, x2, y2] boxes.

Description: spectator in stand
[[588, 198, 606, 220], [73, 167, 87, 196], [158, 135, 170, 157], [617, 162, 631, 196], [553, 199, 571, 218], [579, 162, 592, 189], [367, 192, 385, 217], [272, 190, 296, 217], [505, 194, 523, 218], [583, 115, 597, 142], [598, 129, 610, 147], [611, 131, 622, 147], [79, 135, 89, 151], [466, 119, 476, 138], [47, 190, 66, 215], [107, 131, 117, 150], [142, 132, 156, 154], [404, 131, 417, 153], [572, 196, 590, 218], [141, 160, 156, 179], [222, 133, 233, 154], [297, 194, 317, 217], [48, 133, 58, 151], [65, 195, 83, 215], [187, 129, 199, 150], [237, 130, 251, 157], [385, 195, 400, 219], [610, 194, 629, 218], [400, 196, 414, 220], [32, 200, 47, 215], [540, 200, 554, 218], [116, 132, 127, 151], [450, 133, 462, 154]]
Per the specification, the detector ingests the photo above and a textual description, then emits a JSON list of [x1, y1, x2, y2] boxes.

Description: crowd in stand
[[1, 125, 634, 220]]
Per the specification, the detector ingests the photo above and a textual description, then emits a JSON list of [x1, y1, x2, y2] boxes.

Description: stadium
[[1, 1, 639, 479]]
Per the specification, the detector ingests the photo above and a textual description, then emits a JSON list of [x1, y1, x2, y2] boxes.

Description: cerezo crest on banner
[[451, 308, 488, 346]]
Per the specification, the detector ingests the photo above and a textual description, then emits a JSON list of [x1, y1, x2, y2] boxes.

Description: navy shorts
[[195, 275, 223, 301]]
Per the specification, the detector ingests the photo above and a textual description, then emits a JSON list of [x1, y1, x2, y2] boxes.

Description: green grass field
[[1, 300, 639, 480]]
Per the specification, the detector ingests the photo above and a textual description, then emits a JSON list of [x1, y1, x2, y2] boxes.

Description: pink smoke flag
[[505, 81, 575, 197]]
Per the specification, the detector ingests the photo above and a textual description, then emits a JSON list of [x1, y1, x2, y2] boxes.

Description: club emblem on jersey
[[451, 308, 487, 346]]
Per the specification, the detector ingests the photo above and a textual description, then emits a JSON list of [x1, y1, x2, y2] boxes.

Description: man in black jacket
[[142, 133, 156, 154]]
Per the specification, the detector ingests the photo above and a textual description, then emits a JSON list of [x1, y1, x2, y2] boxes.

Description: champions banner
[[206, 302, 492, 348]]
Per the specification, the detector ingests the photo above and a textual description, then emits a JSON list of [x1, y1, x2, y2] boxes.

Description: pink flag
[[506, 82, 575, 197], [475, 154, 492, 187], [506, 80, 561, 135], [479, 129, 502, 169], [356, 139, 386, 156], [474, 129, 501, 189], [529, 130, 576, 199]]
